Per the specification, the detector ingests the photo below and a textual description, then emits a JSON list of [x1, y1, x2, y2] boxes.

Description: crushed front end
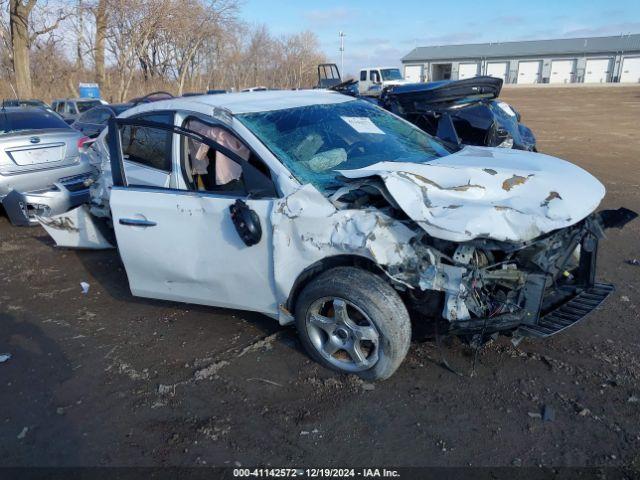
[[399, 208, 637, 339]]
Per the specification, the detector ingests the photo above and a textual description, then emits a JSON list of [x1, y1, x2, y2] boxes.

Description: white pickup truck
[[358, 67, 411, 97]]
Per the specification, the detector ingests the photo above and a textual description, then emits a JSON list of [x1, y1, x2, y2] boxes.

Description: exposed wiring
[[471, 316, 488, 378], [434, 319, 463, 377]]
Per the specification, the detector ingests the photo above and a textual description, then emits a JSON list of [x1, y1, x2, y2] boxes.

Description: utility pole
[[339, 31, 346, 77], [76, 0, 85, 70]]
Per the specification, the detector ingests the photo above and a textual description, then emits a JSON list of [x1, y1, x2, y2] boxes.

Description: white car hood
[[338, 146, 605, 243]]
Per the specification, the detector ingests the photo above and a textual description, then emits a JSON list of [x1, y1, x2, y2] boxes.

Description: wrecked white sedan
[[39, 90, 636, 380]]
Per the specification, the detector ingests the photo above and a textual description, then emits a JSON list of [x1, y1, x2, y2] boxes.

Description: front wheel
[[294, 267, 411, 381]]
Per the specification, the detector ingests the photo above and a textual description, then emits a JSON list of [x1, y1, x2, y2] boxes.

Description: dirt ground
[[1, 86, 639, 469]]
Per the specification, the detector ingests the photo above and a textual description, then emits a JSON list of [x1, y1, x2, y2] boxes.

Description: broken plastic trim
[[435, 113, 461, 147], [598, 208, 638, 230], [1, 190, 32, 226]]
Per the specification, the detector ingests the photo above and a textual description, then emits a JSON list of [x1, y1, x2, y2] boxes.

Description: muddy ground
[[1, 86, 639, 469]]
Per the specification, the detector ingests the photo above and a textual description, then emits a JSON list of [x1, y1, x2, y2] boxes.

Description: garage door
[[486, 62, 508, 81], [458, 63, 479, 80], [620, 57, 640, 83], [404, 65, 423, 83], [550, 60, 575, 84], [584, 59, 610, 83], [517, 61, 541, 84]]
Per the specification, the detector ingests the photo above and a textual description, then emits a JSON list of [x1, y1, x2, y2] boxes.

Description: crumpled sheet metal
[[420, 263, 470, 321], [38, 205, 114, 249], [339, 146, 605, 243], [271, 184, 418, 309], [88, 135, 114, 219]]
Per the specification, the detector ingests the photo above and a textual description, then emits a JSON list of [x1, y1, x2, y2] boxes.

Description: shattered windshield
[[380, 69, 403, 81], [238, 100, 450, 190]]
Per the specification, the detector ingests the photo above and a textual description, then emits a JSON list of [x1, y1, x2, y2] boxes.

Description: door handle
[[119, 218, 157, 227]]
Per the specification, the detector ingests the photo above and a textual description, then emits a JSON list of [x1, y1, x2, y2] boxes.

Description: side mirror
[[229, 199, 262, 246]]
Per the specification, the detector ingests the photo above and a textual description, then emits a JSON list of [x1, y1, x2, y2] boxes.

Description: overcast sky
[[243, 0, 640, 76]]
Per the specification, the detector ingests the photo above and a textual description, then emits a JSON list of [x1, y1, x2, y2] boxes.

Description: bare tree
[[8, 0, 35, 97], [93, 0, 105, 85], [7, 0, 70, 98], [106, 0, 176, 101], [165, 0, 238, 95], [0, 0, 327, 102]]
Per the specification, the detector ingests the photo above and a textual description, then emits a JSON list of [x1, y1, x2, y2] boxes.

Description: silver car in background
[[51, 98, 106, 123], [0, 106, 96, 226]]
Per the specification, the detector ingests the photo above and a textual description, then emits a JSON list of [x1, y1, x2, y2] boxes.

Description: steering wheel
[[346, 141, 369, 157]]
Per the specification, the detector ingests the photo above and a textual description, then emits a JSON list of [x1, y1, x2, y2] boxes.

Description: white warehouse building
[[402, 34, 640, 84]]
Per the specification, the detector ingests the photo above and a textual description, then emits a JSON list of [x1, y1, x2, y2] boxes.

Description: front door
[[107, 117, 280, 316]]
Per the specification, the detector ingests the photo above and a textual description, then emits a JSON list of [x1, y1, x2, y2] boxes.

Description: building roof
[[402, 34, 640, 62], [125, 89, 354, 116]]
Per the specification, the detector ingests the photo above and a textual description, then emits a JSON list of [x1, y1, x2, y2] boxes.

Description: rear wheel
[[294, 266, 411, 381]]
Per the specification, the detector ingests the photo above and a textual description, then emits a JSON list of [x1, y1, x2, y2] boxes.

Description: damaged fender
[[38, 205, 114, 249], [271, 185, 421, 323]]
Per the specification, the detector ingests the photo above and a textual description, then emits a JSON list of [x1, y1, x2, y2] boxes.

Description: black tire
[[294, 266, 411, 381]]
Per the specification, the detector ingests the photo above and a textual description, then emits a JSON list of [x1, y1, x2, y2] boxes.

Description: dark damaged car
[[378, 76, 537, 151], [320, 64, 536, 151], [36, 90, 636, 380]]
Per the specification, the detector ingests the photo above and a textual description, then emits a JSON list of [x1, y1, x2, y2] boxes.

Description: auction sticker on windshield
[[340, 116, 385, 134]]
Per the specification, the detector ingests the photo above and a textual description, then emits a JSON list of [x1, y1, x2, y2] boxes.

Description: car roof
[[53, 98, 102, 102], [124, 89, 354, 116], [0, 106, 49, 113], [2, 98, 45, 103]]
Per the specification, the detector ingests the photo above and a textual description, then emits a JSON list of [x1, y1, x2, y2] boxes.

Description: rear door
[[120, 111, 175, 188], [106, 117, 280, 315]]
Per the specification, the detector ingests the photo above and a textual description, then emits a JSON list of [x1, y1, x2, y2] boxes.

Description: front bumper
[[447, 213, 626, 338], [2, 172, 94, 226], [518, 283, 614, 337], [448, 281, 615, 338]]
